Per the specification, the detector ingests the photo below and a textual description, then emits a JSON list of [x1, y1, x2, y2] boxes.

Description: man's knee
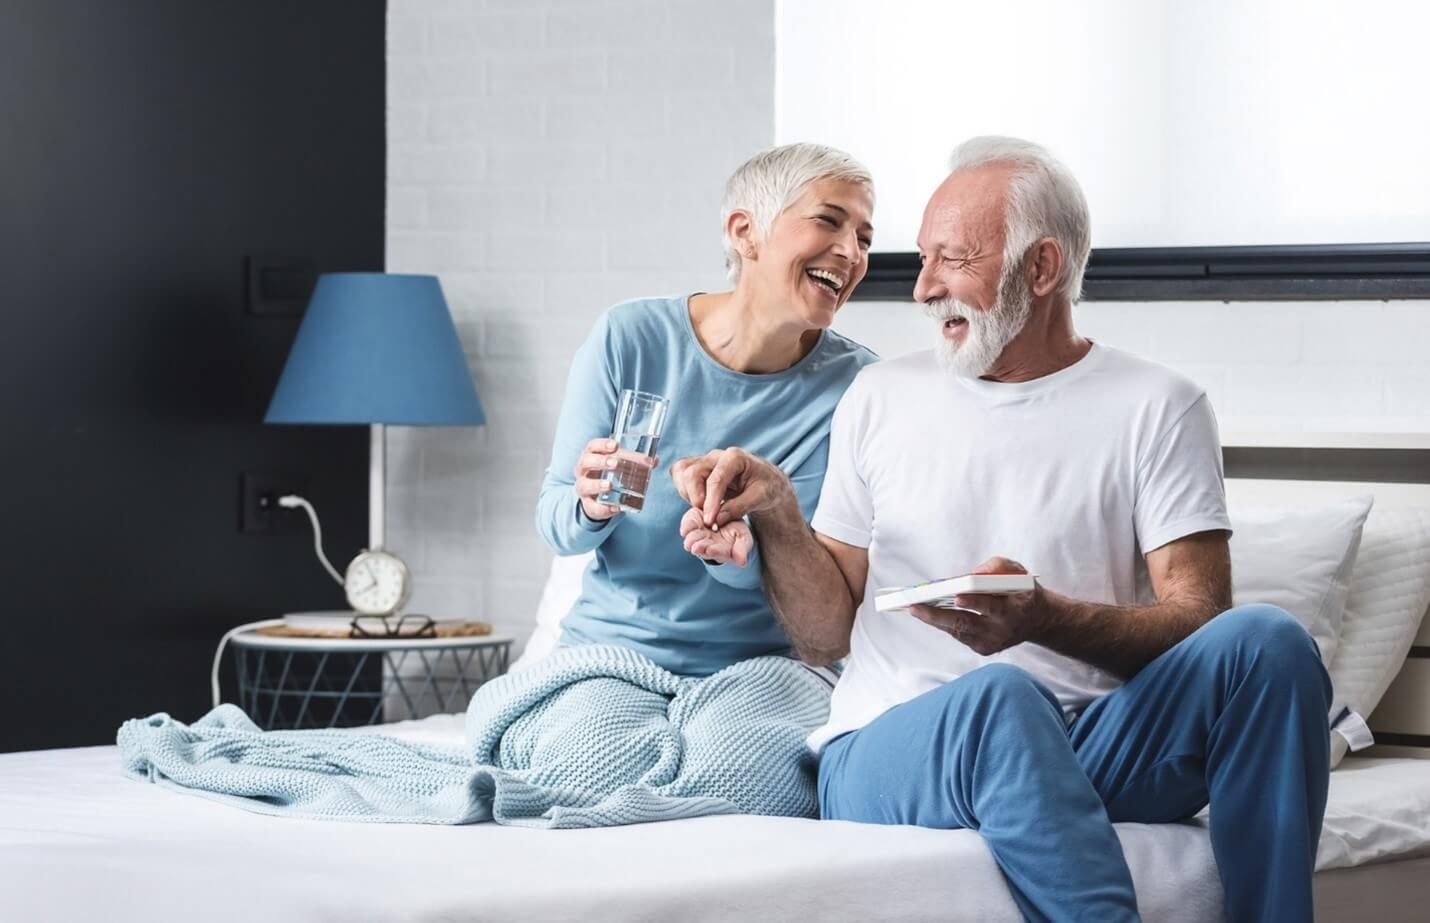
[[1197, 604, 1328, 688]]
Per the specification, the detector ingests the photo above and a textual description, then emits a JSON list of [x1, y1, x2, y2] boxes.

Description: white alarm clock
[[343, 549, 412, 616]]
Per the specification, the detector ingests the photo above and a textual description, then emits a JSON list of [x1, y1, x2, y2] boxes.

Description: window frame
[[853, 242, 1430, 302]]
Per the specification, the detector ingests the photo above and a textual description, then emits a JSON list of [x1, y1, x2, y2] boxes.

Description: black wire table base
[[234, 641, 511, 730]]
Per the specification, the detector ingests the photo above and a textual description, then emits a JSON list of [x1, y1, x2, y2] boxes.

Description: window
[[777, 0, 1430, 299]]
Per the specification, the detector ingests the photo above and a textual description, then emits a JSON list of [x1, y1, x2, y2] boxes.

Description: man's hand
[[669, 447, 794, 528], [908, 556, 1049, 656], [910, 533, 1232, 679], [679, 507, 754, 567]]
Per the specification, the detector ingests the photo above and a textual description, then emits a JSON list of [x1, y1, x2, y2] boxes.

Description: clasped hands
[[669, 447, 793, 568]]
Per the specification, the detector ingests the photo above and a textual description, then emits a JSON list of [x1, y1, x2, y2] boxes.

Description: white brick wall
[[833, 299, 1430, 437], [385, 0, 775, 650]]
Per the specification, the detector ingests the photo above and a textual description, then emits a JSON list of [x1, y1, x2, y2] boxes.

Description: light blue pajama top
[[535, 295, 877, 676]]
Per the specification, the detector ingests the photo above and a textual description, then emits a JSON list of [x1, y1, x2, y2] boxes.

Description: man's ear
[[726, 209, 758, 265], [1027, 237, 1065, 298]]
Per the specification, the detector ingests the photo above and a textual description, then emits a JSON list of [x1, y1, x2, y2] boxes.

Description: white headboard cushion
[[1227, 476, 1430, 761]]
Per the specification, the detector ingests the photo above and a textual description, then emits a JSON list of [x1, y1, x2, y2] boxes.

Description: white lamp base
[[370, 423, 386, 551]]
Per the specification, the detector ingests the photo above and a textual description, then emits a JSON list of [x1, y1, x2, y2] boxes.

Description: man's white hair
[[721, 142, 874, 282], [948, 136, 1091, 304]]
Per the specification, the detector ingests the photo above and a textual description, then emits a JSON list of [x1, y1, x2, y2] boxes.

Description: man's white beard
[[923, 269, 1033, 378]]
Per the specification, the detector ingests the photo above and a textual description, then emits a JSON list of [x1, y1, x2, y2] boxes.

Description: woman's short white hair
[[721, 143, 874, 282], [948, 136, 1091, 303]]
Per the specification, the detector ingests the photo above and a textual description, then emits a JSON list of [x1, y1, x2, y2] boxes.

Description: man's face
[[913, 164, 1032, 377]]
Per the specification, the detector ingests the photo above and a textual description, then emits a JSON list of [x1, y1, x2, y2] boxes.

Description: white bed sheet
[[1, 714, 1425, 923]]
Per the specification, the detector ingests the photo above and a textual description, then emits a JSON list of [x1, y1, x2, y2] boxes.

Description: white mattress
[[2, 714, 1427, 923]]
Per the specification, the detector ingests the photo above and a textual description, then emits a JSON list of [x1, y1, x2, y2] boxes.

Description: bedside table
[[229, 621, 512, 730]]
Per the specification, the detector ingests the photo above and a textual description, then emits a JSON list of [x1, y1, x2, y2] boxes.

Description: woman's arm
[[535, 313, 625, 555]]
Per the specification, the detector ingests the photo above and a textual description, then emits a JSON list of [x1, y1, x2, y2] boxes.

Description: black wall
[[0, 1, 385, 750]]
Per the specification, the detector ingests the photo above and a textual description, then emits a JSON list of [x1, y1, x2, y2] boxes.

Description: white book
[[282, 611, 357, 631], [874, 574, 1037, 613]]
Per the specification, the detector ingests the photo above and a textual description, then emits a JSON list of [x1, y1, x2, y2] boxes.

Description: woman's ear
[[726, 209, 758, 266]]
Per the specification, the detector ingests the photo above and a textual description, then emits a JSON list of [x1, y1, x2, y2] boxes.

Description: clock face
[[344, 550, 411, 615]]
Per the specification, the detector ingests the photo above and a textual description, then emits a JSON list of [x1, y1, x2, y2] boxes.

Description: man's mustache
[[922, 299, 972, 323]]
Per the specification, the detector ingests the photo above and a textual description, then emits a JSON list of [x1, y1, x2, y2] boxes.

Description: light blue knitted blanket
[[117, 645, 830, 828]]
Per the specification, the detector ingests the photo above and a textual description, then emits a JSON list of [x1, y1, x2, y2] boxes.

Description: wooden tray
[[256, 620, 493, 640]]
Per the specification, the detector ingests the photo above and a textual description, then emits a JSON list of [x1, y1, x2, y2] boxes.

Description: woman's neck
[[689, 289, 820, 374]]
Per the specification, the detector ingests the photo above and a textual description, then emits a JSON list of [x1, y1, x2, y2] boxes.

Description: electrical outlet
[[240, 471, 311, 535]]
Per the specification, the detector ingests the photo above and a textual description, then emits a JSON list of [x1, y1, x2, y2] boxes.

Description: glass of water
[[598, 389, 670, 513]]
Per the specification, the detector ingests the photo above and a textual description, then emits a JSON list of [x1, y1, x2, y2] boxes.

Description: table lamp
[[264, 272, 484, 619]]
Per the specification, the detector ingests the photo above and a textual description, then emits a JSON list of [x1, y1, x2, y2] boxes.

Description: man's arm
[[1035, 530, 1230, 677], [911, 530, 1231, 679], [750, 495, 867, 665], [670, 448, 865, 666]]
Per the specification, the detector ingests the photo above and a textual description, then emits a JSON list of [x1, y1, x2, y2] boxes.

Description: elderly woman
[[535, 143, 877, 676], [110, 145, 880, 831]]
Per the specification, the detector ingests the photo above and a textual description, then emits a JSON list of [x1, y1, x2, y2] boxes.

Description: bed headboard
[[1222, 434, 1430, 760]]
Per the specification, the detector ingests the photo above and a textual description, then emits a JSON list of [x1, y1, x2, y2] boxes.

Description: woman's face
[[750, 178, 874, 329]]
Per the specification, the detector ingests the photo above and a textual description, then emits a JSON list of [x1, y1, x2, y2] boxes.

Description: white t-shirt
[[807, 343, 1231, 752]]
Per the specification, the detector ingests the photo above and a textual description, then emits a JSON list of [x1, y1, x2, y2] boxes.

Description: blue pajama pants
[[818, 604, 1332, 922]]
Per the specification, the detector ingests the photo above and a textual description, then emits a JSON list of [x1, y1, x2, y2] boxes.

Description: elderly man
[[673, 136, 1331, 922]]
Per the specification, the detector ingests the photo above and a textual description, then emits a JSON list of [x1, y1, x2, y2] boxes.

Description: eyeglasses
[[349, 614, 436, 639]]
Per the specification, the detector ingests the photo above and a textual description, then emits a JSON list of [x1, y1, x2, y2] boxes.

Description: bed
[[3, 446, 1430, 922]]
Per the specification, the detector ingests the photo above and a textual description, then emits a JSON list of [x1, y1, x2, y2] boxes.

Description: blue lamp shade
[[265, 273, 485, 426]]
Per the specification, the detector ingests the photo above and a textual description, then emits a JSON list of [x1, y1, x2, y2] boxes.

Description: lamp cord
[[209, 495, 345, 708], [279, 494, 345, 586], [210, 620, 276, 709]]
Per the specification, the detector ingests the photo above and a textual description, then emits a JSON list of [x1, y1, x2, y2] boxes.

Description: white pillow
[[520, 500, 1373, 670], [1227, 495, 1374, 668], [518, 498, 1410, 769], [509, 551, 593, 673], [1326, 507, 1430, 767]]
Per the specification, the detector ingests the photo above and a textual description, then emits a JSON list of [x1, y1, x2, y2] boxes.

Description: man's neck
[[980, 298, 1090, 383]]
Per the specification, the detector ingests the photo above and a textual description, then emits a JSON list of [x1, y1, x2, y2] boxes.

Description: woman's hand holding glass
[[573, 437, 653, 521], [679, 507, 755, 566]]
